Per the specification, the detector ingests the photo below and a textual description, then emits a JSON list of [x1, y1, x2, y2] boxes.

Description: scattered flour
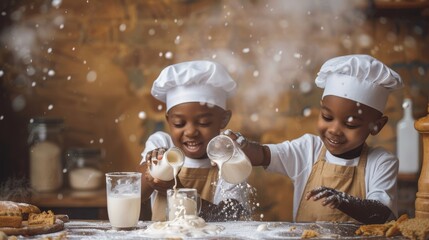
[[256, 223, 269, 232], [143, 215, 224, 238], [52, 220, 360, 239]]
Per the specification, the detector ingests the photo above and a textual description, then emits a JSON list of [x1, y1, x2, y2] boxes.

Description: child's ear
[[221, 110, 232, 128], [370, 116, 388, 135]]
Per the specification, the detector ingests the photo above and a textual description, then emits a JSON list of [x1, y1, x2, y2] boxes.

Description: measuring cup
[[207, 135, 252, 184], [167, 188, 201, 221]]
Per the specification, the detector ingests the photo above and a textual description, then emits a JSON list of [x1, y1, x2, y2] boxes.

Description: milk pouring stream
[[149, 147, 185, 181], [207, 135, 252, 184]]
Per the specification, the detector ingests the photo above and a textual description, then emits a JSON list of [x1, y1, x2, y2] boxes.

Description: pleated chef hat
[[315, 54, 403, 113], [151, 60, 237, 111]]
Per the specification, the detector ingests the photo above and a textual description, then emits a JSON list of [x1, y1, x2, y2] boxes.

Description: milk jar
[[207, 135, 253, 184], [67, 148, 104, 190], [28, 117, 64, 192], [149, 147, 185, 181]]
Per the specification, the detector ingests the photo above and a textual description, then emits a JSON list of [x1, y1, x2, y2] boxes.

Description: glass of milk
[[207, 135, 252, 184], [167, 188, 201, 221], [105, 172, 141, 230]]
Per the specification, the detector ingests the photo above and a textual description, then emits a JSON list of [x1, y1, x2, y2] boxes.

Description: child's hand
[[144, 148, 179, 195], [199, 198, 244, 222], [221, 129, 270, 166], [145, 148, 167, 165], [305, 186, 346, 209], [306, 186, 392, 224], [143, 168, 176, 196], [222, 129, 248, 148]]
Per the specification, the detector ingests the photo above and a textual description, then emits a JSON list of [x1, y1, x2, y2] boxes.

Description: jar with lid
[[66, 148, 104, 191], [28, 117, 64, 192]]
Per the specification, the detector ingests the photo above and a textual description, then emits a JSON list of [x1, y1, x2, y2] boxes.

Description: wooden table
[[15, 220, 407, 239]]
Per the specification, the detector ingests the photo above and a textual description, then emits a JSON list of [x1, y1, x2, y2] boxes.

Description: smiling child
[[225, 54, 403, 224]]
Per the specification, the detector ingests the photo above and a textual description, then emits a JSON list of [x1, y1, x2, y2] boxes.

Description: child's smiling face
[[317, 95, 387, 159], [166, 102, 231, 159]]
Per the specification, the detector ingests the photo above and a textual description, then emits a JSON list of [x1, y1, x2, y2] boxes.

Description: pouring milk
[[149, 147, 184, 183], [207, 135, 252, 184]]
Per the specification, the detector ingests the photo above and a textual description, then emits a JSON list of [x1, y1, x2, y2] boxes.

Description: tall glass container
[[28, 117, 64, 192]]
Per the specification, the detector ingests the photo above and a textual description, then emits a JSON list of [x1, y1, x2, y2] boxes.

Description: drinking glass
[[167, 188, 201, 221], [105, 172, 141, 230]]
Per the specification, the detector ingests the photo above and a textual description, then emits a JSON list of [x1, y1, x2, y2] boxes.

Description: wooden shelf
[[369, 0, 429, 18], [30, 188, 107, 208], [373, 0, 429, 9], [398, 173, 419, 182]]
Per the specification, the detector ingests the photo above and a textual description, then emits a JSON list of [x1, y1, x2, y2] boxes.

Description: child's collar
[[183, 156, 212, 168], [325, 150, 360, 166]]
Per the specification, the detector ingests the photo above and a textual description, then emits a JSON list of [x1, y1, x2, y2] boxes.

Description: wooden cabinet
[[398, 174, 418, 218], [30, 189, 109, 220]]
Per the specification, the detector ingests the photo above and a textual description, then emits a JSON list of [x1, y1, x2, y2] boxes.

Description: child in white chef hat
[[139, 60, 249, 222], [224, 54, 403, 224]]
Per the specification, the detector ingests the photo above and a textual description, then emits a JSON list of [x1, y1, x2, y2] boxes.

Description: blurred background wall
[[0, 0, 428, 221]]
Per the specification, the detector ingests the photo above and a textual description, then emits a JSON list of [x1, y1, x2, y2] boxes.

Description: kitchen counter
[[12, 220, 407, 239]]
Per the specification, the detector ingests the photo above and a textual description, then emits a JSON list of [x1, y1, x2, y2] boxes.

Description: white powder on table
[[59, 220, 361, 239], [143, 215, 224, 238]]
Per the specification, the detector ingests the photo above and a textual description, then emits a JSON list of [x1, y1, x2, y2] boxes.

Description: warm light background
[[1, 0, 428, 221]]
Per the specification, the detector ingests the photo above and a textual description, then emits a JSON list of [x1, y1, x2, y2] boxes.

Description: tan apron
[[151, 166, 219, 221], [296, 145, 368, 223]]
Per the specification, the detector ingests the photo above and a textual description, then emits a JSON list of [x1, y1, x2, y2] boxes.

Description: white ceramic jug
[[207, 135, 252, 184], [149, 147, 185, 181]]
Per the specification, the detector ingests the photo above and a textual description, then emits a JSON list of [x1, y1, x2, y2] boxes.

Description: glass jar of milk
[[67, 148, 104, 191], [28, 117, 64, 192]]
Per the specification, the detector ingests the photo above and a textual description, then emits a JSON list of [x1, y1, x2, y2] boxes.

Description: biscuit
[[15, 202, 41, 220], [0, 201, 22, 228]]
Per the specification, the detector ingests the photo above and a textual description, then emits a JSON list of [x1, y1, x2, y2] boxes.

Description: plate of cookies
[[0, 201, 68, 236]]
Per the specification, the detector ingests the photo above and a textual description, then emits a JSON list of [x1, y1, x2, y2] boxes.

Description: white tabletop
[[14, 220, 407, 239]]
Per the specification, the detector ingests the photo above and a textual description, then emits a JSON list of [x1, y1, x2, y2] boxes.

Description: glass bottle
[[66, 148, 104, 190], [397, 98, 419, 174], [28, 117, 64, 192]]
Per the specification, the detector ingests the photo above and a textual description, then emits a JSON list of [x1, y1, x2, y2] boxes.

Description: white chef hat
[[315, 54, 403, 113], [151, 60, 237, 111]]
